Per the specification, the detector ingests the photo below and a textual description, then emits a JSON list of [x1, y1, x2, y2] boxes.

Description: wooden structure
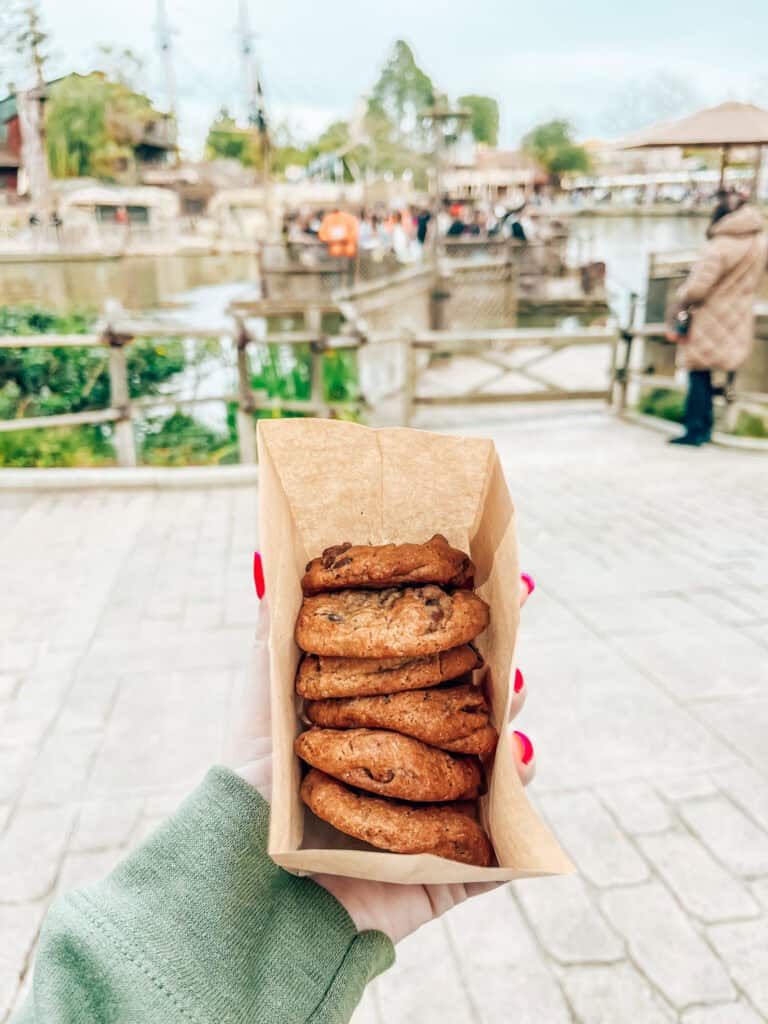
[[0, 304, 364, 467], [402, 326, 617, 425]]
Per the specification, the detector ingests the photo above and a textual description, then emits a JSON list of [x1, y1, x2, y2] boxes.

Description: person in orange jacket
[[318, 207, 359, 258]]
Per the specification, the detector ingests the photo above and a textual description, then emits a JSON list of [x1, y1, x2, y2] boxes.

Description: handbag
[[665, 305, 692, 344]]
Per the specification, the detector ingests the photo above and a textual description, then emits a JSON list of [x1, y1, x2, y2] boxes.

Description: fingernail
[[514, 730, 534, 765], [253, 551, 265, 600], [514, 668, 524, 693], [520, 573, 536, 596]]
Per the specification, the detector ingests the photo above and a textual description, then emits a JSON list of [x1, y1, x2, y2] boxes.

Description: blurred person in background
[[667, 190, 767, 446], [318, 207, 359, 259]]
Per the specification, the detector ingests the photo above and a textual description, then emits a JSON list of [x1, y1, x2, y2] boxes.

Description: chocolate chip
[[430, 609, 444, 623], [333, 556, 353, 569], [322, 543, 352, 569], [424, 596, 440, 607], [326, 613, 343, 622], [305, 561, 313, 572]]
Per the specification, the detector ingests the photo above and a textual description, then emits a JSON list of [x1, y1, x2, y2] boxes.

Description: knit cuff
[[79, 766, 394, 1022]]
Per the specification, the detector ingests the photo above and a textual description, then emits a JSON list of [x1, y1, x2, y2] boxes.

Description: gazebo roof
[[620, 102, 768, 150]]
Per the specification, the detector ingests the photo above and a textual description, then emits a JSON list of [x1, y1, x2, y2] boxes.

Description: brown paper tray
[[257, 418, 573, 884]]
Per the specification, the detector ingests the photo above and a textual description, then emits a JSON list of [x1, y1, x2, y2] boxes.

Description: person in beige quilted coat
[[670, 192, 767, 445]]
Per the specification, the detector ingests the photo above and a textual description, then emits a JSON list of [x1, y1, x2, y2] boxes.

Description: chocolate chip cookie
[[305, 684, 498, 756], [301, 768, 493, 866], [295, 727, 482, 801], [295, 585, 490, 658], [302, 534, 474, 595], [295, 644, 482, 700]]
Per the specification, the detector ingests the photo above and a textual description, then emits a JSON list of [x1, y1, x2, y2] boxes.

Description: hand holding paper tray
[[257, 417, 573, 884]]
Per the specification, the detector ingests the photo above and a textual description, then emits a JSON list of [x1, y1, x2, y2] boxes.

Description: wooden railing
[[0, 303, 364, 467], [401, 325, 619, 425]]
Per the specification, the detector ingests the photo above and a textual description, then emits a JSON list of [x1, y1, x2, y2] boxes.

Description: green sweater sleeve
[[14, 767, 394, 1024]]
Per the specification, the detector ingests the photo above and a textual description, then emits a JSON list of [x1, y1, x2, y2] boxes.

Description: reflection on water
[[0, 252, 261, 315], [567, 214, 707, 318], [0, 218, 712, 319]]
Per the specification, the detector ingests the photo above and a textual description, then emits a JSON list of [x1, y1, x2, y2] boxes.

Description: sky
[[20, 0, 768, 157]]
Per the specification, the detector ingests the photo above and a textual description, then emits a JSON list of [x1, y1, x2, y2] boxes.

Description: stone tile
[[55, 676, 119, 734], [444, 888, 571, 1024], [681, 1002, 764, 1024], [750, 878, 768, 910], [697, 698, 768, 775], [639, 831, 760, 923], [0, 806, 73, 903], [601, 882, 735, 1009], [708, 919, 768, 1018], [679, 796, 768, 877], [368, 918, 476, 1023], [516, 876, 623, 964], [523, 651, 734, 792], [57, 848, 122, 893], [560, 962, 674, 1023], [70, 797, 144, 853], [349, 990, 380, 1024], [0, 747, 34, 804], [0, 673, 19, 701], [597, 782, 672, 835], [619, 625, 767, 702], [654, 774, 718, 802], [539, 791, 648, 887], [716, 762, 768, 833], [22, 732, 101, 807], [0, 902, 47, 1019], [576, 594, 711, 636]]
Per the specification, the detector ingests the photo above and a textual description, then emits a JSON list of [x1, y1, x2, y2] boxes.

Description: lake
[[0, 216, 711, 324]]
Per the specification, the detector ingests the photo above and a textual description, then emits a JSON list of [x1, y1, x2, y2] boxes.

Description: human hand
[[225, 567, 537, 945]]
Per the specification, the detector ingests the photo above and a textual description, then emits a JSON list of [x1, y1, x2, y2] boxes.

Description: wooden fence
[[0, 303, 364, 467]]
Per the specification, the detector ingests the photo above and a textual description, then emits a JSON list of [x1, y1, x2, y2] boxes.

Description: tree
[[522, 119, 591, 187], [458, 94, 499, 146], [205, 108, 260, 166], [46, 73, 166, 179], [369, 39, 434, 142]]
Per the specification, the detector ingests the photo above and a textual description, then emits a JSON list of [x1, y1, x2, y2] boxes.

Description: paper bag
[[257, 418, 573, 884]]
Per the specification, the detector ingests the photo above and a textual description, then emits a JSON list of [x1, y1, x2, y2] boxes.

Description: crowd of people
[[282, 198, 548, 265]]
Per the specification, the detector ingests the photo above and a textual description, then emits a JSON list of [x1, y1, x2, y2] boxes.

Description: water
[[567, 214, 707, 321], [0, 218, 710, 321]]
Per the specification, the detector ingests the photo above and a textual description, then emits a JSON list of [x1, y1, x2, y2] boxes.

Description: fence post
[[105, 329, 137, 467], [403, 330, 417, 427], [616, 291, 638, 414], [234, 316, 258, 464], [305, 305, 328, 419], [430, 271, 451, 331]]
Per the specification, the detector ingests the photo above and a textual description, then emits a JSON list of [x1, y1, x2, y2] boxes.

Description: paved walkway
[[1, 408, 767, 1023]]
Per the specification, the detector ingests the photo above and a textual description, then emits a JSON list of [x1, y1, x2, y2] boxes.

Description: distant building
[[0, 74, 178, 196], [0, 93, 23, 195], [442, 147, 544, 205]]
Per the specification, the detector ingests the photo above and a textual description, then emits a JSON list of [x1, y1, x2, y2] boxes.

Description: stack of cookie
[[293, 534, 496, 866]]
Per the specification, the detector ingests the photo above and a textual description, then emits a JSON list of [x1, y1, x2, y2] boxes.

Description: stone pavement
[[1, 407, 767, 1023]]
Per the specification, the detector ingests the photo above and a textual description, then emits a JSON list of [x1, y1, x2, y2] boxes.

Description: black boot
[[669, 371, 713, 446], [668, 433, 704, 446]]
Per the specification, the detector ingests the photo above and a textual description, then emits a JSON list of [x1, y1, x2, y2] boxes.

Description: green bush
[[0, 426, 115, 467], [732, 410, 768, 439], [638, 388, 686, 424], [139, 411, 236, 466]]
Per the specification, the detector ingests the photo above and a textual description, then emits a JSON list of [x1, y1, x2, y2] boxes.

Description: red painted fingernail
[[253, 551, 265, 600], [514, 668, 524, 693], [521, 573, 536, 596], [514, 731, 534, 765]]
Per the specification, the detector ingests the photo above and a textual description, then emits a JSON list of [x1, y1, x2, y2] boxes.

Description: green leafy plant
[[139, 411, 236, 466], [638, 388, 686, 423], [732, 410, 768, 439]]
